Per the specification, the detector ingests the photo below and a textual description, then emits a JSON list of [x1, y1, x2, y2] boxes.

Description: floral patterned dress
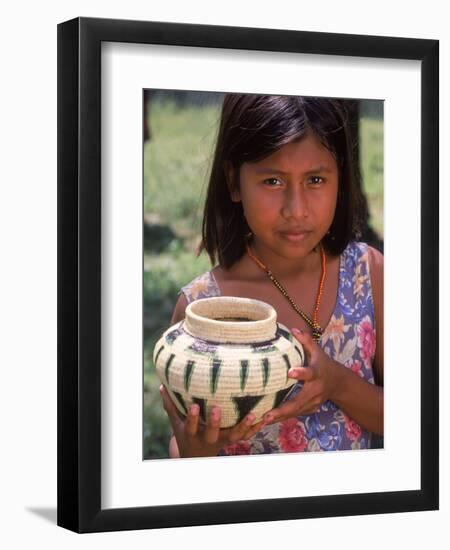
[[179, 241, 377, 453]]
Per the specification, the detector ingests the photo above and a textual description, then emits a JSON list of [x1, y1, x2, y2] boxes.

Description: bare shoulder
[[367, 245, 384, 285], [170, 292, 189, 325], [212, 254, 260, 284], [211, 261, 240, 282], [366, 244, 383, 313], [366, 245, 384, 385]]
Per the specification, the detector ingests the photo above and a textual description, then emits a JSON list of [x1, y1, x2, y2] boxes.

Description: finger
[[291, 328, 318, 365], [185, 403, 200, 436], [288, 366, 316, 382], [228, 413, 256, 443], [276, 395, 322, 419], [262, 400, 300, 425], [204, 406, 221, 444], [241, 418, 266, 440]]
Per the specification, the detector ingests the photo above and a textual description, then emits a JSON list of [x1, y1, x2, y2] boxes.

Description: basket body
[[153, 297, 304, 428]]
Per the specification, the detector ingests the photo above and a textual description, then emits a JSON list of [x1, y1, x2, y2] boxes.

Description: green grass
[[144, 99, 222, 240], [143, 98, 384, 459], [360, 117, 384, 236], [143, 243, 212, 459], [143, 99, 222, 458]]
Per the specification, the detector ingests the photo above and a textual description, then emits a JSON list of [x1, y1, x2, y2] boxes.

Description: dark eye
[[308, 176, 324, 185], [263, 178, 282, 187]]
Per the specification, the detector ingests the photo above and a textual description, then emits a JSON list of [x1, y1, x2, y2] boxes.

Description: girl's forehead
[[245, 134, 337, 172]]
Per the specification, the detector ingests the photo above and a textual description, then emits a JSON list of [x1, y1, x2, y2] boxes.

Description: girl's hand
[[160, 385, 266, 457], [263, 328, 343, 424]]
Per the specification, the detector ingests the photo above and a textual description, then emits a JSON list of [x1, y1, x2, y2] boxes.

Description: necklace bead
[[246, 241, 327, 342]]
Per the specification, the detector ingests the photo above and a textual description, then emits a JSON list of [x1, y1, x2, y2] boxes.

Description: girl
[[160, 94, 384, 457]]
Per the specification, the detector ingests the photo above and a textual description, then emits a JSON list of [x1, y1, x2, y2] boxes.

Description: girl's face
[[230, 132, 338, 260]]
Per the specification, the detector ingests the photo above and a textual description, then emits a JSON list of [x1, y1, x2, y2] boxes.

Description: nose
[[281, 185, 309, 220]]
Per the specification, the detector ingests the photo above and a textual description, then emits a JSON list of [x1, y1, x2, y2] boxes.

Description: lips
[[279, 230, 312, 242], [281, 230, 311, 235]]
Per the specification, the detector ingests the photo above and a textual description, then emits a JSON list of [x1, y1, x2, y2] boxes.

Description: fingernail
[[159, 384, 164, 394], [246, 414, 255, 425], [264, 413, 274, 423], [190, 404, 199, 415], [211, 407, 221, 420], [292, 328, 303, 335]]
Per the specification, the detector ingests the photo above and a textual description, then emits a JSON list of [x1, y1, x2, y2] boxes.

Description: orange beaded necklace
[[246, 240, 327, 342]]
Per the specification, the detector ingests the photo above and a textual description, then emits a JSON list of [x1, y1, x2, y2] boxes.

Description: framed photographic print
[[57, 17, 439, 533]]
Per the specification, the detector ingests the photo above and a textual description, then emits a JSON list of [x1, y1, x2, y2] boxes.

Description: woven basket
[[153, 296, 304, 428]]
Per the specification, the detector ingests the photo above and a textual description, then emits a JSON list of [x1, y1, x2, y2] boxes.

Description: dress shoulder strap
[[180, 271, 221, 304]]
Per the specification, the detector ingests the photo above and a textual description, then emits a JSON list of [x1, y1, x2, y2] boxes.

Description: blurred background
[[143, 90, 384, 459]]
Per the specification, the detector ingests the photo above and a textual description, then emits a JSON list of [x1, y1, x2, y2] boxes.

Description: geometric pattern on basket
[[184, 360, 195, 392], [172, 390, 188, 415], [211, 359, 222, 394], [154, 317, 304, 427], [232, 394, 265, 423], [165, 353, 175, 385], [192, 397, 207, 423], [261, 358, 270, 388], [276, 324, 293, 341], [251, 342, 277, 353], [154, 345, 165, 366], [187, 339, 218, 356], [282, 354, 292, 383], [240, 360, 249, 391], [165, 326, 184, 345], [273, 385, 294, 408]]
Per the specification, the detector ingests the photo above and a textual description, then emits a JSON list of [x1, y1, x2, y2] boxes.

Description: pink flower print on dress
[[343, 415, 362, 441], [279, 418, 308, 453], [224, 440, 251, 455], [357, 315, 376, 365], [350, 359, 364, 378]]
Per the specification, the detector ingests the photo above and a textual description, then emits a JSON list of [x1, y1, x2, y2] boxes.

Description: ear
[[224, 161, 241, 203]]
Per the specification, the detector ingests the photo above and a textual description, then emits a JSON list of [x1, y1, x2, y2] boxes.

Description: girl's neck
[[248, 239, 322, 281]]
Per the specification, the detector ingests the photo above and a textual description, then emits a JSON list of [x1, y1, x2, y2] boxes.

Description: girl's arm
[[170, 292, 189, 325], [369, 246, 384, 388], [330, 246, 383, 432]]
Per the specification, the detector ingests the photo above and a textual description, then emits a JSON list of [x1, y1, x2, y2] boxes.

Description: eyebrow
[[254, 165, 333, 175]]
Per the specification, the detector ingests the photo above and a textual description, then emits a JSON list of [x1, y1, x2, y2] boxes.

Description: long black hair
[[199, 94, 366, 269]]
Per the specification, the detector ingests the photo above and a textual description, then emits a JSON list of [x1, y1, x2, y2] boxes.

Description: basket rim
[[184, 296, 277, 344]]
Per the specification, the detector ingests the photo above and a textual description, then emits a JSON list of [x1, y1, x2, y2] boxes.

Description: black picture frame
[[57, 16, 439, 533]]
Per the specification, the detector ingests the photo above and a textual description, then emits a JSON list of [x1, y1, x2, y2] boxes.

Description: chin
[[277, 233, 316, 250], [275, 243, 312, 259]]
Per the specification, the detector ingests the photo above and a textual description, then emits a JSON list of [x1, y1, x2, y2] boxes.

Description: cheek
[[323, 184, 339, 217], [330, 191, 338, 216], [309, 190, 338, 227], [241, 189, 280, 220]]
